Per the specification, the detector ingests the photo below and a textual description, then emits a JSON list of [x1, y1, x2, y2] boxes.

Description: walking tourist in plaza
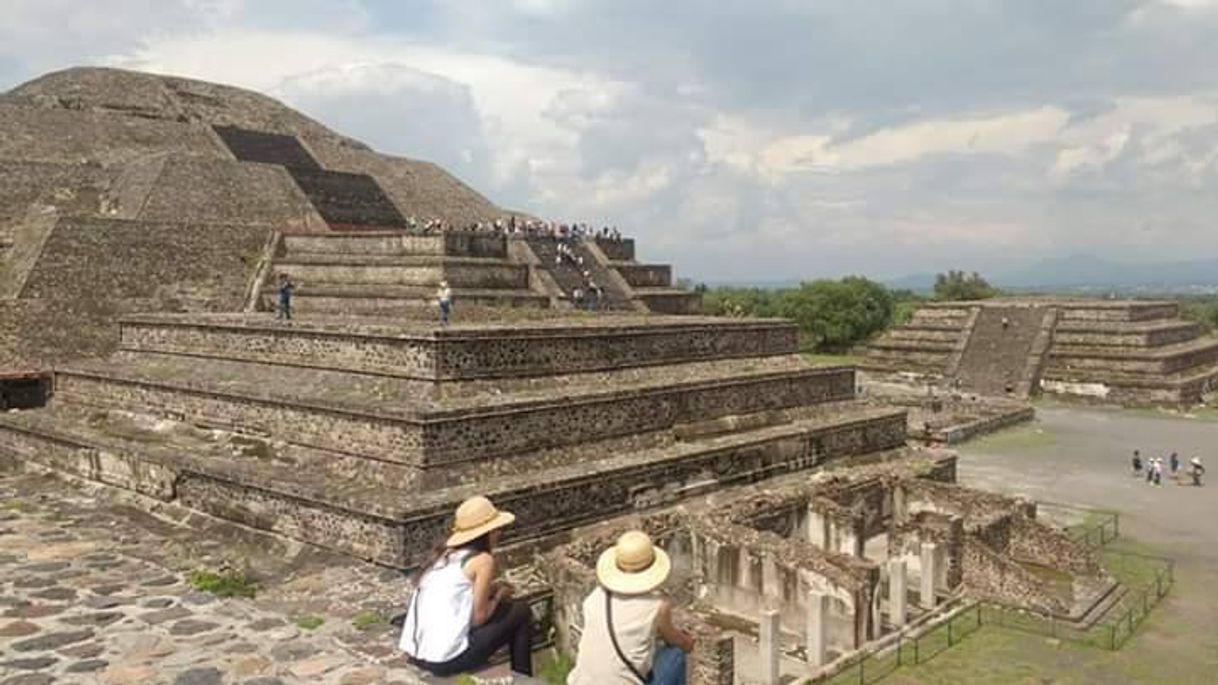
[[568, 530, 695, 685], [398, 496, 534, 677]]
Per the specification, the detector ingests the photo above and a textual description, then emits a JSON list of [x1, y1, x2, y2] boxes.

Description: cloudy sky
[[3, 1, 1218, 283]]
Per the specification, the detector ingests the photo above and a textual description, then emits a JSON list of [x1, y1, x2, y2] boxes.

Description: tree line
[[693, 270, 997, 353]]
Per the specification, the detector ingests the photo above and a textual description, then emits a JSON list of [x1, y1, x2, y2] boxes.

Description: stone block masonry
[[117, 314, 800, 381]]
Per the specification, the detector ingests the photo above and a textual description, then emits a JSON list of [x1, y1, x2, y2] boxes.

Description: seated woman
[[399, 496, 533, 677], [568, 531, 696, 685]]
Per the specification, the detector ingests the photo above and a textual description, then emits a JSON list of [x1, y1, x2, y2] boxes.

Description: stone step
[[272, 259, 529, 289], [868, 337, 957, 353], [0, 398, 906, 568], [54, 352, 857, 467], [282, 232, 509, 258], [117, 313, 799, 381], [266, 285, 549, 315], [632, 288, 703, 315], [1048, 337, 1218, 375], [612, 262, 673, 288]]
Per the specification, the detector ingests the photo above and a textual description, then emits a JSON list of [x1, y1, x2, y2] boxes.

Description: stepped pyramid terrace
[[0, 68, 1130, 684], [865, 299, 1218, 405]]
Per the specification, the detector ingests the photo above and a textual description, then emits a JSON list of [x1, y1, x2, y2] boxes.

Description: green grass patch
[[351, 610, 388, 631], [187, 568, 258, 598], [293, 614, 325, 631], [539, 652, 575, 685]]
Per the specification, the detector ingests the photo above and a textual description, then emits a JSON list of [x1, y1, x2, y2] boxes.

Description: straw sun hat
[[446, 496, 516, 548], [596, 531, 671, 595]]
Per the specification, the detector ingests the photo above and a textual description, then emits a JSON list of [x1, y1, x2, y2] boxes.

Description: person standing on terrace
[[569, 531, 696, 685], [437, 280, 453, 327], [276, 273, 294, 321]]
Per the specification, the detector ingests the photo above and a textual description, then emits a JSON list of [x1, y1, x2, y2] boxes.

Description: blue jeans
[[646, 646, 686, 685]]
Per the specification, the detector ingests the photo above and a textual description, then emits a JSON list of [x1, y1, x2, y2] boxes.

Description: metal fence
[[823, 603, 984, 684]]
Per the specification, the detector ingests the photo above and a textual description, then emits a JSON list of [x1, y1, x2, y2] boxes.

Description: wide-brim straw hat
[[446, 496, 516, 548], [596, 531, 671, 595]]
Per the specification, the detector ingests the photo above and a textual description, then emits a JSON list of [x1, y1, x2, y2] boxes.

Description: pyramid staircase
[[865, 300, 1218, 404], [0, 313, 906, 568]]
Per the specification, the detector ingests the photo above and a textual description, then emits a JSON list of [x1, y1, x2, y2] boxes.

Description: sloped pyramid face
[[0, 67, 509, 369]]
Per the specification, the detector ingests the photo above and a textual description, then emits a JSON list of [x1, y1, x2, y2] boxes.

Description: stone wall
[[1008, 515, 1101, 576], [282, 232, 509, 258], [961, 537, 1065, 614], [118, 317, 799, 381], [596, 238, 636, 261], [616, 263, 672, 288]]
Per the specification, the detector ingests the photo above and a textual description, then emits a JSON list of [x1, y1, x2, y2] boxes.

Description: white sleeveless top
[[568, 587, 664, 685], [399, 551, 474, 663]]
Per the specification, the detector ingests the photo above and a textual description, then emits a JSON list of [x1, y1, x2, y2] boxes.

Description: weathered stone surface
[[65, 658, 109, 673], [269, 640, 318, 662], [289, 654, 346, 678], [173, 667, 223, 685], [168, 619, 220, 636], [1, 656, 57, 670], [337, 667, 385, 685], [19, 561, 70, 573], [3, 604, 64, 619], [139, 597, 176, 609], [29, 587, 75, 601], [0, 675, 56, 685], [139, 606, 192, 624], [11, 628, 93, 652], [0, 619, 40, 637], [230, 655, 272, 677], [83, 595, 127, 609], [101, 663, 157, 685], [245, 617, 285, 632], [57, 642, 105, 658], [60, 611, 123, 627]]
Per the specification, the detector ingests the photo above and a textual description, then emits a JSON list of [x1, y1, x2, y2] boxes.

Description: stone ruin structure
[[0, 67, 1123, 683], [865, 299, 1218, 405], [544, 457, 1117, 683]]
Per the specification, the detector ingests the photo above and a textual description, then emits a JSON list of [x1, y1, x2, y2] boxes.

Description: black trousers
[[413, 599, 533, 676]]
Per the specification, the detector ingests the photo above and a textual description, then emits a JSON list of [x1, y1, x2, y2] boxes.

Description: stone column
[[806, 505, 826, 549], [759, 609, 781, 685], [805, 591, 828, 668], [920, 542, 938, 610], [762, 556, 781, 600], [888, 559, 907, 627]]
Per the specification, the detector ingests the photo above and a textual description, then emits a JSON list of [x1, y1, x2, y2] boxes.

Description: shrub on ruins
[[933, 270, 997, 301], [774, 277, 895, 352]]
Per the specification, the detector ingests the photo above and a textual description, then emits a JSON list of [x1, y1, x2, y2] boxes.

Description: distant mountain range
[[887, 255, 1218, 295]]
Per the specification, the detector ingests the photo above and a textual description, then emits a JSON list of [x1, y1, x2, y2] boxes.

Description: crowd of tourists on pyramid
[[1131, 449, 1205, 486], [405, 215, 625, 241], [398, 495, 694, 684]]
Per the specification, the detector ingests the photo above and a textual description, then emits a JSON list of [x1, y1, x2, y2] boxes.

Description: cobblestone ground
[[0, 472, 434, 685]]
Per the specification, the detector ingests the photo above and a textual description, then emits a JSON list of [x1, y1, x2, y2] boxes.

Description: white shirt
[[399, 551, 473, 663]]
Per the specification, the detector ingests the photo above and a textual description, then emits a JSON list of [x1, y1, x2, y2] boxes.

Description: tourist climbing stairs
[[952, 305, 1053, 397], [525, 236, 629, 310]]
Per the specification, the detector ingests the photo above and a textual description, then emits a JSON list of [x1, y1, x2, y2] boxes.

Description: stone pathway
[[0, 472, 437, 685]]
